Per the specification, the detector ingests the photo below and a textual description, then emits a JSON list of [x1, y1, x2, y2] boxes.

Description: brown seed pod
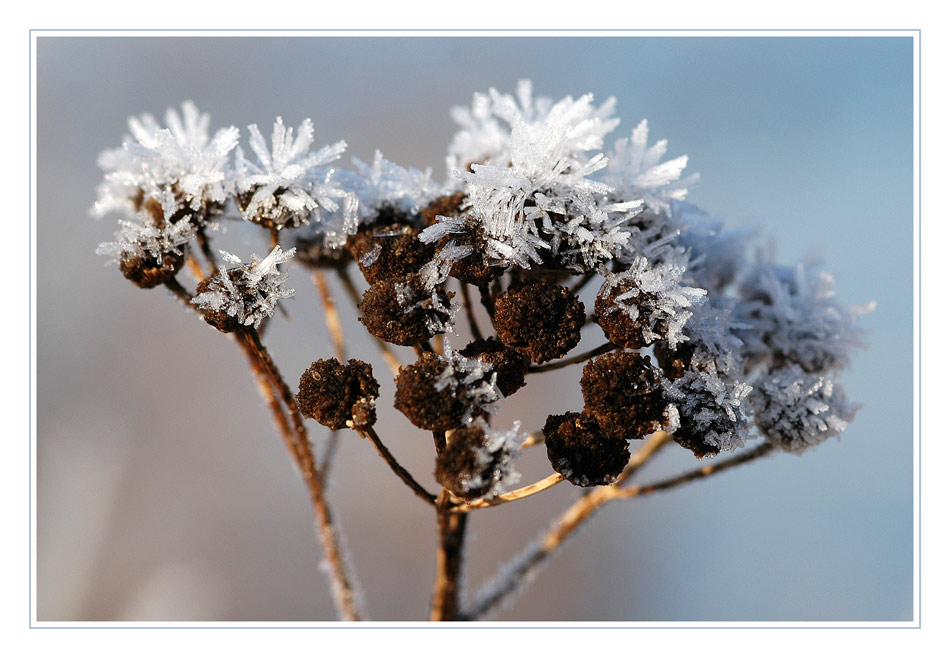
[[359, 273, 454, 346], [345, 223, 435, 286], [543, 411, 630, 487], [393, 352, 469, 432], [580, 351, 667, 442], [119, 250, 185, 289], [460, 337, 529, 398], [296, 359, 379, 430], [435, 424, 506, 500], [493, 282, 585, 363]]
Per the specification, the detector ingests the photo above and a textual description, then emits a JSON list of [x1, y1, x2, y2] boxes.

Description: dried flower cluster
[[93, 83, 870, 621]]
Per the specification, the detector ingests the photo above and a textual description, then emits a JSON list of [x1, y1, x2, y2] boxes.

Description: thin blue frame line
[[28, 29, 922, 630]]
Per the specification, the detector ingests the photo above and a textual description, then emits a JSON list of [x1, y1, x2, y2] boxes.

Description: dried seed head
[[297, 359, 379, 430], [434, 421, 520, 500], [493, 282, 586, 363], [581, 351, 667, 442], [394, 352, 471, 432], [119, 250, 186, 289], [543, 411, 629, 487], [460, 337, 529, 397], [345, 223, 435, 285], [359, 273, 455, 346], [420, 192, 467, 227]]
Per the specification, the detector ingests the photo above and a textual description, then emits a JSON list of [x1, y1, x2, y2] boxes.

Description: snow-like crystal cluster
[[435, 344, 503, 427], [93, 101, 239, 220], [234, 117, 352, 230], [751, 364, 858, 452], [456, 419, 523, 499], [96, 191, 196, 266], [600, 256, 707, 348], [192, 246, 296, 329]]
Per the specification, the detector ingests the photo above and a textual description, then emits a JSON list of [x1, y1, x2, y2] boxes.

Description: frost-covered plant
[[93, 83, 870, 622]]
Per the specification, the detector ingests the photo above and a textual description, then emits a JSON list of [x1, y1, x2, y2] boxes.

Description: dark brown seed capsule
[[460, 337, 529, 397], [296, 359, 379, 430], [493, 282, 585, 363], [580, 352, 667, 442], [543, 411, 629, 487], [394, 352, 468, 432]]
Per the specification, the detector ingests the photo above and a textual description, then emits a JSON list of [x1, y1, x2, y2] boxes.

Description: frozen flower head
[[192, 246, 295, 332], [751, 364, 858, 453], [439, 81, 630, 270], [350, 150, 445, 220], [594, 256, 707, 349], [394, 346, 501, 432], [435, 419, 522, 500], [93, 101, 239, 223], [741, 260, 872, 374], [601, 119, 699, 219], [96, 191, 197, 289], [234, 117, 351, 231]]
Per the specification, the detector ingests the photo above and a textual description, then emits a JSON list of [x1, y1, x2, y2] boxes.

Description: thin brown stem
[[460, 283, 484, 341], [164, 278, 196, 307], [462, 432, 771, 621], [450, 473, 564, 513], [477, 282, 495, 320], [313, 271, 347, 363], [526, 342, 616, 373], [319, 430, 342, 478], [235, 329, 363, 621], [569, 271, 596, 296], [195, 227, 219, 273], [356, 425, 437, 505], [430, 490, 469, 621]]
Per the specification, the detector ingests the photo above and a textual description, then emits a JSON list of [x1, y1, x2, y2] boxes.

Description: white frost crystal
[[96, 191, 196, 265], [600, 256, 707, 348], [600, 119, 699, 218], [435, 344, 503, 426], [741, 260, 872, 374], [751, 364, 858, 453], [455, 419, 523, 499], [192, 246, 295, 329], [350, 150, 445, 218], [93, 101, 239, 219], [234, 117, 350, 229]]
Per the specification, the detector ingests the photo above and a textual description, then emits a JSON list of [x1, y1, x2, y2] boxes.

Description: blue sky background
[[36, 36, 913, 622]]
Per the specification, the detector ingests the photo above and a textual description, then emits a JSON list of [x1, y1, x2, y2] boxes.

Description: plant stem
[[464, 431, 777, 620], [450, 473, 564, 513], [526, 342, 615, 373], [356, 425, 437, 505], [430, 489, 469, 621], [236, 329, 364, 621], [460, 283, 484, 341]]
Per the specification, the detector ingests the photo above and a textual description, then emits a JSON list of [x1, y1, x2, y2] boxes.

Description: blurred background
[[36, 36, 913, 622]]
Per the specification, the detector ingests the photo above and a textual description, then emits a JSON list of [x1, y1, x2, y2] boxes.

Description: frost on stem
[[192, 246, 295, 332]]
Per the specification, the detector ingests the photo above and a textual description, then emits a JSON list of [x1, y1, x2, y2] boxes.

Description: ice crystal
[[350, 150, 445, 219], [446, 79, 618, 178], [96, 191, 196, 265], [601, 256, 707, 348], [93, 101, 239, 219], [192, 246, 295, 329], [433, 344, 503, 426], [456, 419, 523, 499], [393, 275, 458, 336], [751, 364, 858, 453], [234, 117, 350, 229], [601, 120, 699, 218], [741, 260, 872, 374]]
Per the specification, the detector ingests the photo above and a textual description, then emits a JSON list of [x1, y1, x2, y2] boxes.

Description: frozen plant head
[[234, 117, 351, 231], [93, 101, 239, 223], [192, 246, 296, 332]]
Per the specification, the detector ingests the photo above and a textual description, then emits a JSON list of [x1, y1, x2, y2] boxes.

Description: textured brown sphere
[[359, 274, 453, 346], [594, 280, 655, 349], [493, 282, 585, 363], [345, 223, 434, 286], [460, 337, 529, 397], [394, 352, 467, 432], [435, 424, 502, 500], [543, 412, 629, 487], [296, 359, 379, 430], [580, 351, 667, 442], [194, 271, 243, 334], [119, 250, 185, 289]]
